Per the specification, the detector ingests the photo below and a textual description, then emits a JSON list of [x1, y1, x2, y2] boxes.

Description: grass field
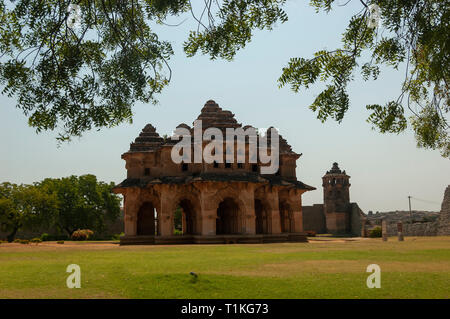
[[0, 237, 449, 299]]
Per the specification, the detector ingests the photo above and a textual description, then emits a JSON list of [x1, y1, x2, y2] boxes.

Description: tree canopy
[[0, 175, 121, 241], [39, 175, 121, 236], [0, 182, 58, 241], [0, 1, 448, 156]]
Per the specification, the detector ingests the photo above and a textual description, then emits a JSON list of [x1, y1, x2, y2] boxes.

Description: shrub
[[369, 227, 382, 238], [112, 232, 124, 240], [305, 230, 316, 237], [31, 238, 42, 244], [57, 240, 64, 244], [71, 229, 94, 241], [13, 239, 30, 244], [40, 233, 49, 241]]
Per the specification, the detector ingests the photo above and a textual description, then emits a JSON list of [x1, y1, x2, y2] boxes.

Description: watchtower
[[322, 162, 351, 234]]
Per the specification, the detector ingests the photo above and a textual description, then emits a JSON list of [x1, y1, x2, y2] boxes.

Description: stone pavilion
[[114, 100, 315, 244]]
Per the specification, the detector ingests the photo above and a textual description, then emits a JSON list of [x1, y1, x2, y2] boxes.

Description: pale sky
[[0, 1, 448, 213]]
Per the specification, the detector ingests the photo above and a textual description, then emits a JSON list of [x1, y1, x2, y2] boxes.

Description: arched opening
[[279, 202, 293, 233], [173, 199, 197, 235], [216, 197, 241, 235], [137, 202, 157, 235], [255, 199, 269, 234]]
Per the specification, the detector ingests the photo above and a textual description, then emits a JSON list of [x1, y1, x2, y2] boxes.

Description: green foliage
[[0, 175, 120, 241], [57, 240, 65, 244], [38, 174, 121, 236], [0, 1, 447, 156], [13, 238, 30, 244], [0, 0, 190, 141], [173, 206, 182, 233], [184, 0, 288, 60], [112, 232, 124, 240], [0, 182, 58, 242], [278, 0, 449, 157], [369, 226, 382, 238], [30, 237, 42, 244], [0, 1, 287, 141]]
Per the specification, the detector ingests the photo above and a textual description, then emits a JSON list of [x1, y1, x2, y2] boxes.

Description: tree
[[0, 0, 286, 141], [39, 175, 121, 236], [277, 0, 449, 157], [0, 182, 57, 242], [0, 1, 448, 156]]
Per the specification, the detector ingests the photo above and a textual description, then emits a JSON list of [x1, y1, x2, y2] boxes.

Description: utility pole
[[408, 196, 412, 220]]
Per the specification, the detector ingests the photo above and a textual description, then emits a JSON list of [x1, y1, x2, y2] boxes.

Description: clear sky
[[0, 1, 448, 213]]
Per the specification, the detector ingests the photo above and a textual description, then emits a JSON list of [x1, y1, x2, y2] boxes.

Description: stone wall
[[349, 203, 365, 236], [386, 221, 439, 237], [380, 185, 450, 237], [302, 203, 365, 235], [302, 204, 326, 233]]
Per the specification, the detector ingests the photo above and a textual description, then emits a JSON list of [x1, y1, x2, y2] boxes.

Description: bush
[[57, 240, 64, 244], [111, 232, 124, 240], [71, 229, 94, 241], [369, 227, 382, 238], [40, 233, 49, 241], [31, 238, 42, 244], [13, 239, 30, 244], [305, 230, 316, 237]]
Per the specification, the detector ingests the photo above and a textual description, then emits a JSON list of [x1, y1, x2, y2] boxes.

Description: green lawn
[[0, 237, 449, 299]]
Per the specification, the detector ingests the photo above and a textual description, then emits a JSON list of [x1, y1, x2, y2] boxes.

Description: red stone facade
[[114, 100, 315, 244]]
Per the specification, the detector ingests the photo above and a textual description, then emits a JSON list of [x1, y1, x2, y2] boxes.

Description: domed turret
[[129, 124, 164, 152], [322, 162, 351, 233]]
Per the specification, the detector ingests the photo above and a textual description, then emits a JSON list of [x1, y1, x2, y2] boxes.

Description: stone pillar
[[265, 188, 281, 234], [240, 184, 256, 235], [123, 189, 139, 236], [291, 192, 303, 233], [199, 184, 218, 236], [270, 210, 281, 234], [397, 221, 404, 241], [200, 209, 216, 236], [361, 217, 367, 237], [159, 185, 175, 236], [382, 219, 388, 241]]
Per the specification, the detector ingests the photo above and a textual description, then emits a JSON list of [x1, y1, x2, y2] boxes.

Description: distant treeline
[[0, 175, 121, 242]]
